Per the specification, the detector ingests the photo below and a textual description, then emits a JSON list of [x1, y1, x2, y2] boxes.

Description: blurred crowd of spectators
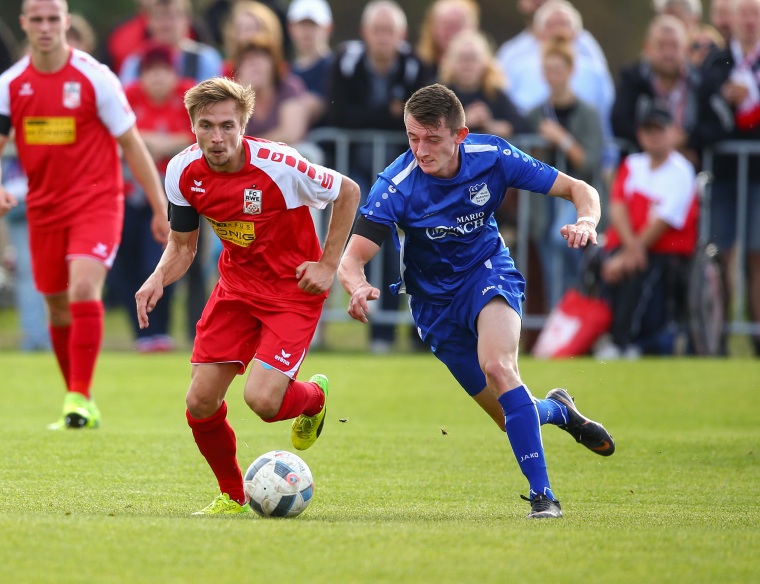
[[1, 0, 759, 357]]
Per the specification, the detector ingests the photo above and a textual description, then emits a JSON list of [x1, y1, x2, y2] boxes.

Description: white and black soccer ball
[[244, 450, 314, 518]]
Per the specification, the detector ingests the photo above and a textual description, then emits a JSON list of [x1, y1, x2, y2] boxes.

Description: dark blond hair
[[184, 77, 256, 127], [404, 83, 465, 133]]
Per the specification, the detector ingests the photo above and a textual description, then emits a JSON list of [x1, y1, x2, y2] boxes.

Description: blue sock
[[534, 397, 569, 426], [498, 385, 555, 500]]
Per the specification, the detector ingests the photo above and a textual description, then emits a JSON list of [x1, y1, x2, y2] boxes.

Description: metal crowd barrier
[[306, 127, 414, 326], [306, 127, 758, 338], [701, 141, 760, 336]]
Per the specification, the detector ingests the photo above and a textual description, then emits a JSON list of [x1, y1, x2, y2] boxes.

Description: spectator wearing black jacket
[[611, 14, 700, 166], [326, 0, 430, 352], [327, 2, 429, 133]]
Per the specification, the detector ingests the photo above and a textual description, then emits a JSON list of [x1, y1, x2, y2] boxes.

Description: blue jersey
[[360, 133, 559, 304]]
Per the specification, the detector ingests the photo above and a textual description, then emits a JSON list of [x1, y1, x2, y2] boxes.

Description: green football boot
[[47, 392, 101, 430], [291, 374, 329, 451], [191, 493, 249, 516]]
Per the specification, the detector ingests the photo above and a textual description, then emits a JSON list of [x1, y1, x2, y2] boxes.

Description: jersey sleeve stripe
[[464, 144, 498, 153], [391, 159, 418, 185]]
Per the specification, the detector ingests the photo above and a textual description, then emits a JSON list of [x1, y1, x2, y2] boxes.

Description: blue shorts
[[410, 254, 525, 396]]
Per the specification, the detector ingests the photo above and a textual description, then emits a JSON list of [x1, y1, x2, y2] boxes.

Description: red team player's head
[[21, 0, 71, 55], [184, 78, 256, 172]]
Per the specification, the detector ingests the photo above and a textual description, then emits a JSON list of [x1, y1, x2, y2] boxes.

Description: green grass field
[[0, 352, 758, 584]]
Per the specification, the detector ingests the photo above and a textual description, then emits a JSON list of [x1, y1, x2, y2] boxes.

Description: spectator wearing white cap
[[288, 0, 334, 127]]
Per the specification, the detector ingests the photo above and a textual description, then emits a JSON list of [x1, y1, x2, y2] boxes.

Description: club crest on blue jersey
[[63, 82, 81, 109], [469, 183, 491, 206], [244, 188, 262, 215]]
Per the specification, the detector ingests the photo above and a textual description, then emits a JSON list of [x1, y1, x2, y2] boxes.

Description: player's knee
[[244, 392, 280, 420], [185, 392, 223, 420], [68, 279, 99, 302], [481, 357, 520, 391]]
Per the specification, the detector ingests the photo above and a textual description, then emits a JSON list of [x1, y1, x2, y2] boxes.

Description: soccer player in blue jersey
[[338, 84, 615, 519]]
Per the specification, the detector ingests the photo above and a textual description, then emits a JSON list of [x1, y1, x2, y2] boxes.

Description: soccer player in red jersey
[[135, 77, 360, 515], [0, 0, 170, 429]]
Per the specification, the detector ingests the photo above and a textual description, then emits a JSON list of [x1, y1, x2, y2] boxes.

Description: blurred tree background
[[0, 0, 713, 86]]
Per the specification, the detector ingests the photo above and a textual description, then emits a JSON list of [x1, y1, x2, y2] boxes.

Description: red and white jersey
[[166, 137, 342, 306], [0, 49, 135, 228], [605, 151, 698, 256]]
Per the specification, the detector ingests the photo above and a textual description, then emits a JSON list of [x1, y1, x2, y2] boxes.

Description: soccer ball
[[244, 450, 314, 518]]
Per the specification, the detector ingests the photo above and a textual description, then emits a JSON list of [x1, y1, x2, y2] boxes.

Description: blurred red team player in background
[[0, 0, 169, 429]]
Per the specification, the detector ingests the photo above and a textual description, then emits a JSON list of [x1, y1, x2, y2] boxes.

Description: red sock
[[68, 301, 104, 399], [262, 380, 325, 423], [49, 324, 72, 391], [186, 402, 245, 505]]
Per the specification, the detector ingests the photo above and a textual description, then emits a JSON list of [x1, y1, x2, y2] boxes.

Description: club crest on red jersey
[[244, 188, 262, 215], [63, 82, 81, 109]]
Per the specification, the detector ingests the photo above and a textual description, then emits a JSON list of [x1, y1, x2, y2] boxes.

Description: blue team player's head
[[403, 83, 470, 179]]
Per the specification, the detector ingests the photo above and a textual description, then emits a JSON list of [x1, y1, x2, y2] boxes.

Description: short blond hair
[[184, 77, 256, 127]]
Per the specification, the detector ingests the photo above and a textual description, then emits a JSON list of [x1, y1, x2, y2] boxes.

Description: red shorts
[[191, 285, 324, 377], [28, 212, 122, 295]]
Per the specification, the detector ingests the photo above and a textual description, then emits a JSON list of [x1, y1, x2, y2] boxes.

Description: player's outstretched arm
[[549, 172, 602, 249], [135, 229, 198, 329], [296, 175, 360, 295], [118, 125, 170, 245], [338, 234, 383, 324]]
